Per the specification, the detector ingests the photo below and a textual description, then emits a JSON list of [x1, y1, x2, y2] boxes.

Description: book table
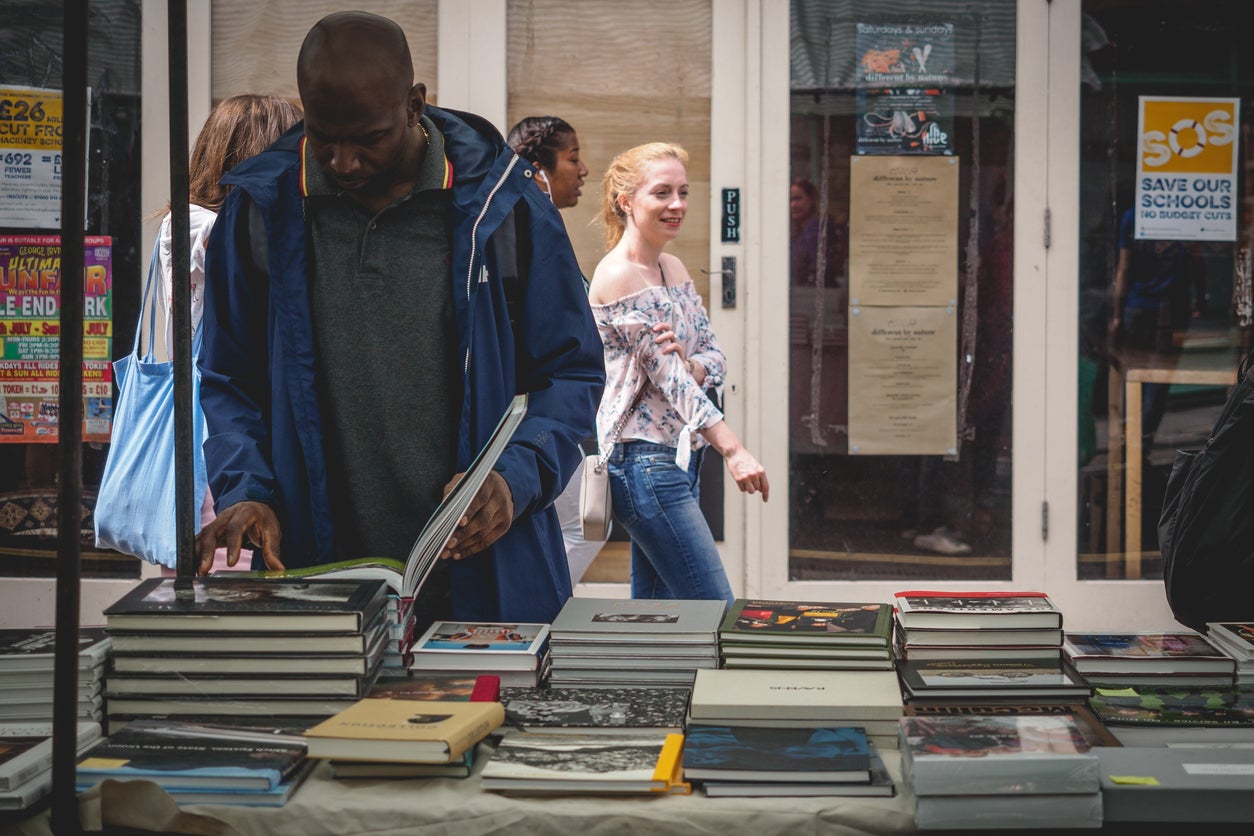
[[3, 743, 916, 836]]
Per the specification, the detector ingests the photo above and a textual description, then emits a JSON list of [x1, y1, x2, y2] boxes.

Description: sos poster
[[1134, 96, 1239, 241]]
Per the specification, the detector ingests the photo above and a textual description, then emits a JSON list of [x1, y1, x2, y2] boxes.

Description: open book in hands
[[238, 393, 528, 599]]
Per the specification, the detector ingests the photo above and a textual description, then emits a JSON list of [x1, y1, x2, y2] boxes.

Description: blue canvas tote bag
[[94, 238, 207, 567]]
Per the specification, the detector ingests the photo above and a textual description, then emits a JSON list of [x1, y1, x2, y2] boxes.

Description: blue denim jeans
[[607, 441, 733, 603]]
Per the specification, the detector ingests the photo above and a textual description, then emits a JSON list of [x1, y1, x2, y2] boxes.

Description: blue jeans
[[607, 441, 733, 603]]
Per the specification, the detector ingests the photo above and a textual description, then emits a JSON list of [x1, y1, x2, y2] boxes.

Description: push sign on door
[[721, 188, 740, 243]]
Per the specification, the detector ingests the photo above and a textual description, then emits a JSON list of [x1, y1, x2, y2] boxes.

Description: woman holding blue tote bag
[[94, 95, 300, 568]]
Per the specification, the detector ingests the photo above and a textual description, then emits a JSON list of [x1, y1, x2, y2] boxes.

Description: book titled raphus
[[302, 699, 504, 764]]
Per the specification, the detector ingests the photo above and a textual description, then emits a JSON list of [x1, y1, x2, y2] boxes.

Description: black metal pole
[[51, 0, 88, 831], [169, 0, 195, 586]]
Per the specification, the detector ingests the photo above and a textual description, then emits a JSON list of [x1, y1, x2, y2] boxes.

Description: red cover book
[[471, 675, 501, 703]]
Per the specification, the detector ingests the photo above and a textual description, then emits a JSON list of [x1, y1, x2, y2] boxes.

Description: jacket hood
[[219, 107, 510, 210]]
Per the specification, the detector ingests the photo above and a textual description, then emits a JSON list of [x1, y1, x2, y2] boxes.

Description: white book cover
[[689, 669, 903, 722], [410, 621, 549, 671], [550, 598, 726, 641]]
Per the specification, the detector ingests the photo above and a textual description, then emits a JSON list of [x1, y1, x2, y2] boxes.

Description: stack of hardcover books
[[899, 713, 1103, 829], [480, 730, 690, 795], [76, 718, 314, 807], [1088, 682, 1254, 746], [688, 668, 904, 753], [0, 721, 102, 813], [717, 599, 894, 670], [1062, 632, 1236, 687], [546, 598, 724, 688], [1203, 623, 1254, 686], [682, 724, 893, 797], [0, 627, 111, 724], [102, 577, 390, 732], [892, 590, 1065, 662], [408, 620, 550, 687]]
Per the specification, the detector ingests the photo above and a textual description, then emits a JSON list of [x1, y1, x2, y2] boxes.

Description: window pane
[[1077, 0, 1251, 580], [0, 1, 143, 579], [789, 0, 1015, 581]]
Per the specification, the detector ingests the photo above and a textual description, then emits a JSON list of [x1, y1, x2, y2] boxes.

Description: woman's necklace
[[627, 257, 663, 290]]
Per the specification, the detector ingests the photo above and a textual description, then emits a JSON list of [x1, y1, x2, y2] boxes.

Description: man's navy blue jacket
[[200, 106, 605, 623]]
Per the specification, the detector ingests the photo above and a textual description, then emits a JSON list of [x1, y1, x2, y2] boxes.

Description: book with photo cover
[[500, 686, 690, 735], [239, 393, 527, 599], [897, 657, 1091, 702], [683, 724, 871, 782], [549, 597, 726, 643], [701, 744, 894, 797], [0, 627, 112, 672], [302, 699, 504, 764], [893, 590, 1063, 630], [689, 668, 903, 722], [1063, 632, 1235, 674], [76, 722, 309, 791], [1088, 683, 1254, 728], [103, 577, 389, 633], [410, 621, 550, 670], [480, 731, 689, 795], [900, 713, 1100, 796], [902, 701, 1121, 747], [718, 599, 893, 647], [0, 722, 102, 790]]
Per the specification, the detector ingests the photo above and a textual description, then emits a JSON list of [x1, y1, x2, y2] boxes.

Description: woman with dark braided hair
[[506, 116, 589, 212], [507, 116, 601, 583]]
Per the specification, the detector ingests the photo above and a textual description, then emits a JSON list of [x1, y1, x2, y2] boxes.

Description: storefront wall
[[6, 0, 1243, 630]]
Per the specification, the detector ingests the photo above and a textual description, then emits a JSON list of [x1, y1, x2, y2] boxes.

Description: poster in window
[[1134, 96, 1239, 242], [0, 86, 71, 229], [848, 155, 959, 307], [847, 305, 956, 456], [855, 22, 954, 156], [0, 235, 113, 443]]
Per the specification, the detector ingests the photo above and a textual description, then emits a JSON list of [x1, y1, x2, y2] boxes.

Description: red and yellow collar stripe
[[298, 136, 454, 195]]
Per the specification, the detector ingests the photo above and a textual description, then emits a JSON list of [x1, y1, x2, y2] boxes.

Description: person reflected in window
[[1109, 207, 1206, 446], [590, 142, 769, 602], [789, 178, 843, 288]]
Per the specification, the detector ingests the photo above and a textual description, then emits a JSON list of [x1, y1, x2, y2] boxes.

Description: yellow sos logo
[[1140, 99, 1236, 174]]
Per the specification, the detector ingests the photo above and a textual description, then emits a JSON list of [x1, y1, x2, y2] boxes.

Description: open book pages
[[237, 393, 528, 600], [400, 393, 528, 598]]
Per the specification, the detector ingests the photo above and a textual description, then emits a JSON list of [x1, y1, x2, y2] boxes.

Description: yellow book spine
[[651, 733, 690, 794], [446, 703, 505, 761]]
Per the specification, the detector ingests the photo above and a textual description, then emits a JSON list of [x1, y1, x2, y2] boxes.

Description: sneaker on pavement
[[913, 526, 972, 555]]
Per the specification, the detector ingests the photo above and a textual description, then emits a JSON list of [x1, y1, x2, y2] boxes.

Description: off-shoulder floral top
[[590, 271, 726, 468]]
